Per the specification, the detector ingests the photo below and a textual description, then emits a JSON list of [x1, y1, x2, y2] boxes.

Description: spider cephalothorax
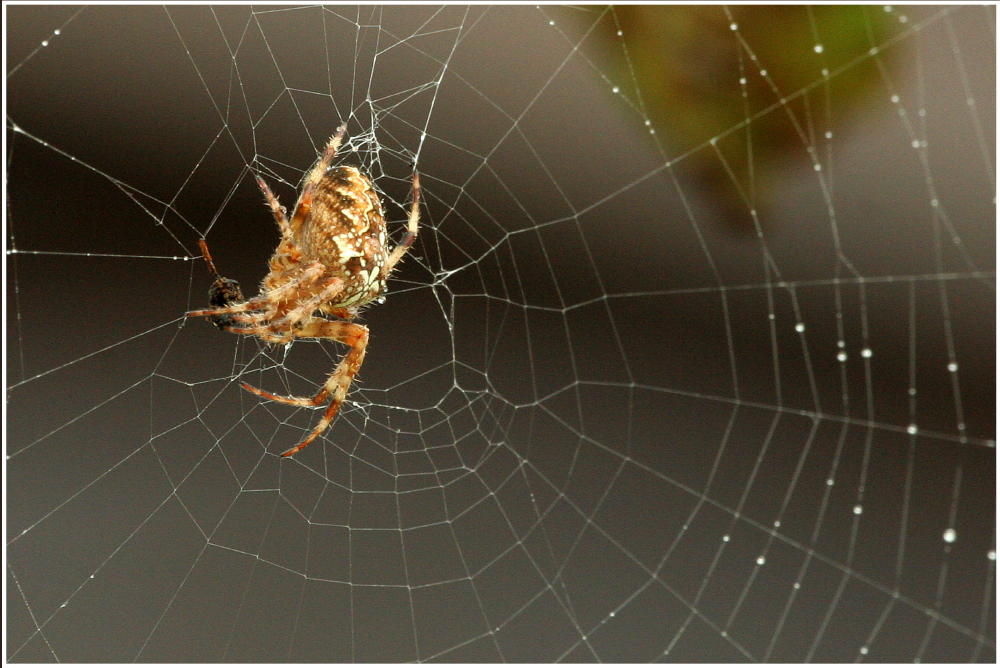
[[186, 124, 420, 457]]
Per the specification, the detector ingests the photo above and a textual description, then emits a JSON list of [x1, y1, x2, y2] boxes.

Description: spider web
[[5, 3, 995, 662]]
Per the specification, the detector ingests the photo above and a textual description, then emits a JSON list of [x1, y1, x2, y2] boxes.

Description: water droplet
[[907, 424, 918, 435], [861, 348, 872, 358], [860, 646, 869, 655], [41, 40, 49, 47], [795, 323, 805, 333], [988, 550, 996, 561], [947, 362, 958, 372], [826, 478, 835, 486], [814, 44, 824, 53], [853, 505, 863, 515], [611, 86, 620, 94], [722, 534, 730, 542], [729, 22, 738, 30], [756, 556, 766, 566], [891, 94, 900, 104], [943, 528, 957, 543], [837, 351, 847, 362]]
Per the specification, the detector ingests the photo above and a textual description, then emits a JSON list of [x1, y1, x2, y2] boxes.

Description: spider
[[186, 124, 420, 457]]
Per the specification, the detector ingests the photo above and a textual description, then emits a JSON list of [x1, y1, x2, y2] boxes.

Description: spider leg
[[383, 172, 420, 274], [255, 175, 291, 238], [225, 327, 293, 345], [274, 319, 369, 458], [185, 296, 269, 319], [229, 311, 266, 324], [290, 123, 348, 229], [240, 382, 330, 408]]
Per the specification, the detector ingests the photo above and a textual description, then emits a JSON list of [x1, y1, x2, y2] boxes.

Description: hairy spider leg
[[263, 320, 369, 457], [185, 295, 271, 319], [240, 381, 330, 408], [289, 123, 348, 231], [383, 172, 421, 275], [255, 175, 290, 237]]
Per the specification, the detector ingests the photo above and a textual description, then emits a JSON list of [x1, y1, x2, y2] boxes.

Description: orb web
[[6, 4, 995, 662]]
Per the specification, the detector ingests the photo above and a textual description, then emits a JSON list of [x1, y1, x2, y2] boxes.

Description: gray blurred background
[[6, 4, 995, 662]]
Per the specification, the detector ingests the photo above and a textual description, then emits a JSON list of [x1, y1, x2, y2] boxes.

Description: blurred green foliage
[[613, 5, 897, 231]]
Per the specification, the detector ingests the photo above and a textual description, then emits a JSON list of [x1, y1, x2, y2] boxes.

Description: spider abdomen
[[299, 166, 388, 308]]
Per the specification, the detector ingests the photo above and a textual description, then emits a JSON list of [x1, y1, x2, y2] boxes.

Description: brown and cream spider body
[[186, 124, 420, 457]]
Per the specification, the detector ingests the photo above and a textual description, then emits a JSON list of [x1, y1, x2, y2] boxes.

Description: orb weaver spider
[[186, 124, 420, 457]]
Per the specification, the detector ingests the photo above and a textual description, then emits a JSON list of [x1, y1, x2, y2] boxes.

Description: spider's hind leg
[[243, 319, 369, 458], [290, 122, 349, 229], [255, 175, 290, 238], [240, 382, 330, 408]]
